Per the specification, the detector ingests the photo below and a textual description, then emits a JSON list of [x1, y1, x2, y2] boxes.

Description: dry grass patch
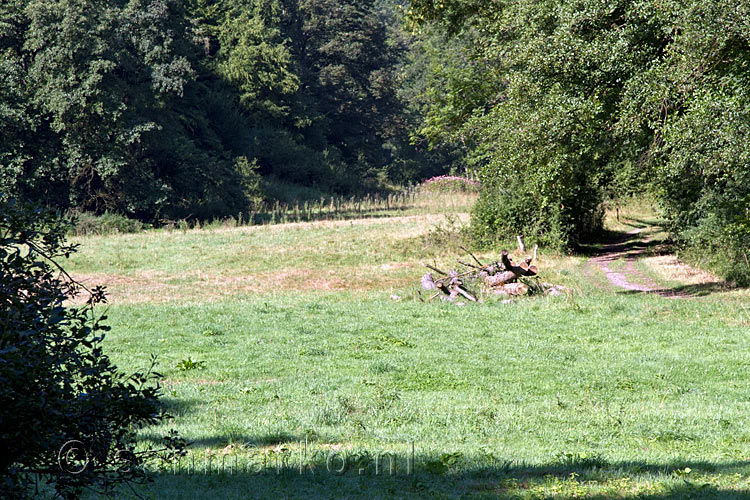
[[642, 255, 722, 286], [65, 212, 477, 303], [67, 213, 470, 277], [206, 213, 470, 234], [70, 262, 423, 303]]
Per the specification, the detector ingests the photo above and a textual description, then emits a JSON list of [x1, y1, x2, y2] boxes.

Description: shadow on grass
[[577, 230, 668, 258], [117, 454, 750, 499], [157, 396, 202, 419], [622, 216, 667, 228], [617, 281, 731, 298], [136, 427, 302, 450], [95, 425, 750, 499], [187, 431, 302, 449]]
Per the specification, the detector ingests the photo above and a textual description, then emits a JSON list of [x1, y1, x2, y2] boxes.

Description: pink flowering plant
[[419, 175, 480, 193]]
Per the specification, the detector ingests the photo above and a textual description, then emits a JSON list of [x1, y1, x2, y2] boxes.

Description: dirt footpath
[[588, 227, 720, 298]]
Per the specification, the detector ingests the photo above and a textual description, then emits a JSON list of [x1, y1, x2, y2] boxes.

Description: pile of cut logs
[[420, 237, 566, 302]]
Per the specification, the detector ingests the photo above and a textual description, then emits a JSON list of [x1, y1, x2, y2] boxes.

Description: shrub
[[261, 176, 328, 204], [677, 210, 750, 287], [234, 156, 264, 209], [69, 211, 145, 236], [470, 164, 603, 251], [639, 78, 750, 285], [419, 175, 480, 194], [0, 199, 181, 498]]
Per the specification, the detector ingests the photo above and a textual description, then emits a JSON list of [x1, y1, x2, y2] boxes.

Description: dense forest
[[407, 0, 750, 283], [1, 0, 749, 283], [0, 0, 456, 220]]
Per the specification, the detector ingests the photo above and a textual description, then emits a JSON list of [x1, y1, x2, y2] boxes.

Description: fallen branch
[[425, 263, 448, 276], [419, 243, 565, 301], [459, 246, 484, 267]]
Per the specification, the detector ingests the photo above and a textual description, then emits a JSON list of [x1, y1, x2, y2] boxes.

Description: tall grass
[[180, 189, 477, 231], [68, 188, 478, 236]]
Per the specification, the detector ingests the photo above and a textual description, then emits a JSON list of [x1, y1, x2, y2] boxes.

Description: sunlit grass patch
[[86, 289, 750, 498]]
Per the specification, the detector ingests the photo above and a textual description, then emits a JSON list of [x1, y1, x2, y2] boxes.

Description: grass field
[[66, 193, 750, 499]]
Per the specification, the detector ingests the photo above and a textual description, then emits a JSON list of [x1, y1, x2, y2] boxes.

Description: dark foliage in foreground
[[0, 199, 183, 498]]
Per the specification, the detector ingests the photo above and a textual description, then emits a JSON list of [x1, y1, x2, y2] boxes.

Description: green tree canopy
[[408, 0, 750, 281]]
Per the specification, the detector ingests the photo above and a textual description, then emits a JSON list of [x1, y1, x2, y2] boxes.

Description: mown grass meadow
[[64, 194, 750, 499]]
